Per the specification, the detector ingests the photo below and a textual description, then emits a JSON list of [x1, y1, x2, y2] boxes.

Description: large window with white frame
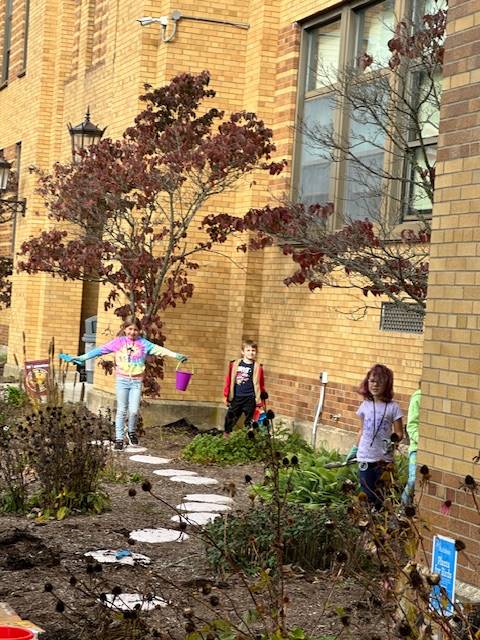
[[295, 0, 444, 225]]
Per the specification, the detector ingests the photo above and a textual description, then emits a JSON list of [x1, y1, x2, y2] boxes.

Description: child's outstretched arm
[[145, 340, 187, 362], [58, 337, 123, 364]]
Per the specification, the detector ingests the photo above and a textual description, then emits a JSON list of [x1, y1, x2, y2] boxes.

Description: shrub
[[0, 404, 29, 512], [253, 448, 358, 507], [204, 502, 361, 575], [254, 447, 408, 507], [17, 405, 112, 518], [182, 425, 312, 465]]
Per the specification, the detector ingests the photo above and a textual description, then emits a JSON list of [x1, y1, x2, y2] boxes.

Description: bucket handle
[[176, 360, 194, 374]]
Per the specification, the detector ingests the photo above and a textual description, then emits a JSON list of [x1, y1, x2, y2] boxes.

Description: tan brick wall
[[420, 0, 480, 586], [1, 0, 423, 423]]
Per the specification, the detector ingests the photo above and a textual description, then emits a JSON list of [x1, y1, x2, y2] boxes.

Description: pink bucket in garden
[[175, 362, 194, 392], [0, 627, 34, 640]]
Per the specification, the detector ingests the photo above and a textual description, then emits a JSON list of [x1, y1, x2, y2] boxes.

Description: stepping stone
[[90, 439, 114, 446], [122, 445, 147, 454], [84, 549, 151, 566], [171, 476, 218, 485], [129, 454, 171, 465], [152, 469, 198, 477], [184, 493, 234, 505], [171, 512, 221, 526], [101, 593, 167, 611], [129, 528, 189, 543], [176, 502, 231, 513]]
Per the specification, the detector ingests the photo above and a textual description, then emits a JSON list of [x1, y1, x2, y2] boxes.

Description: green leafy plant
[[3, 384, 29, 407], [0, 398, 30, 512], [253, 447, 407, 508], [182, 425, 312, 466], [205, 502, 360, 575]]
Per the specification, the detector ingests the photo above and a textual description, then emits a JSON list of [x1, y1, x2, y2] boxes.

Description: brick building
[[0, 0, 479, 589]]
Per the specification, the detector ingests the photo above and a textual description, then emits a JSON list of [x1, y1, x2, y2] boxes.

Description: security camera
[[137, 15, 169, 27], [137, 16, 154, 26]]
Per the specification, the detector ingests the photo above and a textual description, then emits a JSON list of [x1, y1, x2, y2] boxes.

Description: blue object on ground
[[115, 549, 132, 560]]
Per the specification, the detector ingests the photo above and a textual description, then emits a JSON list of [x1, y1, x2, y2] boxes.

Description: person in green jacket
[[401, 387, 421, 505]]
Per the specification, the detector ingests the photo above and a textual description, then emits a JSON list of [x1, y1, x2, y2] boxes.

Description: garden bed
[[0, 428, 389, 640]]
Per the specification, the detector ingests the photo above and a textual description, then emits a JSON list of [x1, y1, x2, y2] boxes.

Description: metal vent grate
[[380, 302, 424, 334]]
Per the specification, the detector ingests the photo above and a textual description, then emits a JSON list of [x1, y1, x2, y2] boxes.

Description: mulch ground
[[0, 426, 388, 639]]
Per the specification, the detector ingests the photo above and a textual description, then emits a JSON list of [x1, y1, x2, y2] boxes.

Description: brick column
[[419, 0, 480, 587]]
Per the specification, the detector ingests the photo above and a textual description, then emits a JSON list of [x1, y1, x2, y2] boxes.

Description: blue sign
[[430, 535, 457, 615]]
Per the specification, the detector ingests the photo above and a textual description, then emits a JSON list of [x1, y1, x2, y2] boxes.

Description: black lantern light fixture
[[0, 153, 26, 219], [68, 108, 106, 162]]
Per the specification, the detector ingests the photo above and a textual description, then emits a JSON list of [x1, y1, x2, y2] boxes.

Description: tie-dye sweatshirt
[[77, 336, 179, 380]]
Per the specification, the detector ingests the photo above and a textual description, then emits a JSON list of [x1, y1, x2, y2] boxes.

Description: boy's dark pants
[[224, 396, 256, 433]]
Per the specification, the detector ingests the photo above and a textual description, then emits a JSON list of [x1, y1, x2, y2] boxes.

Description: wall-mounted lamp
[[68, 108, 106, 162], [137, 10, 249, 43], [0, 153, 26, 220]]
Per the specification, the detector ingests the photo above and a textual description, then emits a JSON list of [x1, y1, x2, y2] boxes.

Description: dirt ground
[[0, 426, 388, 639]]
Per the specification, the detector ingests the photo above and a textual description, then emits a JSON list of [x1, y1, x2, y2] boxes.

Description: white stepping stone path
[[101, 593, 168, 611], [171, 475, 219, 485], [153, 468, 198, 477], [184, 493, 234, 505], [129, 527, 189, 543], [129, 454, 171, 465], [171, 512, 221, 526], [176, 502, 231, 513], [85, 549, 151, 566]]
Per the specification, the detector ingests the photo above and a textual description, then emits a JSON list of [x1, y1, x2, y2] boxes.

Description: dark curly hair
[[358, 364, 394, 402]]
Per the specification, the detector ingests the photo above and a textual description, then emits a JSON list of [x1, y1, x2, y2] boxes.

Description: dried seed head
[[404, 505, 416, 518], [398, 621, 412, 637], [55, 600, 65, 613], [419, 465, 430, 476], [44, 583, 54, 592], [464, 474, 475, 487], [128, 488, 137, 497], [454, 540, 466, 551], [209, 595, 220, 607], [141, 480, 152, 492], [112, 585, 122, 596]]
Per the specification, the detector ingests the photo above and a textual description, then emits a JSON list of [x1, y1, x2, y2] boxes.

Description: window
[[11, 142, 21, 253], [22, 0, 30, 71], [296, 0, 443, 225], [354, 0, 395, 68], [404, 70, 441, 218], [306, 20, 341, 91], [1, 0, 13, 83]]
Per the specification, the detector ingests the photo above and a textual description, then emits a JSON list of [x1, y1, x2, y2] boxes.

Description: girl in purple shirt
[[347, 364, 403, 511]]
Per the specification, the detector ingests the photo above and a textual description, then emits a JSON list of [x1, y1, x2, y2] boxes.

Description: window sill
[[17, 69, 26, 78], [0, 80, 8, 91]]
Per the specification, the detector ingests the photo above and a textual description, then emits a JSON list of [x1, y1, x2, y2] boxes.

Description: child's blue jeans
[[401, 451, 417, 505], [115, 377, 142, 441]]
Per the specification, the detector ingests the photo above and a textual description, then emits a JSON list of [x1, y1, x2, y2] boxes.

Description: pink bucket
[[175, 362, 194, 392], [0, 627, 34, 640]]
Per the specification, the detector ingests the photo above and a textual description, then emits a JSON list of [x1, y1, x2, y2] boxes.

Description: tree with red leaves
[[18, 71, 284, 394], [204, 5, 446, 316]]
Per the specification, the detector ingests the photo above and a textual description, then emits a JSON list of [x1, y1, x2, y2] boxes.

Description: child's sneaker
[[114, 440, 124, 450], [128, 433, 139, 445]]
